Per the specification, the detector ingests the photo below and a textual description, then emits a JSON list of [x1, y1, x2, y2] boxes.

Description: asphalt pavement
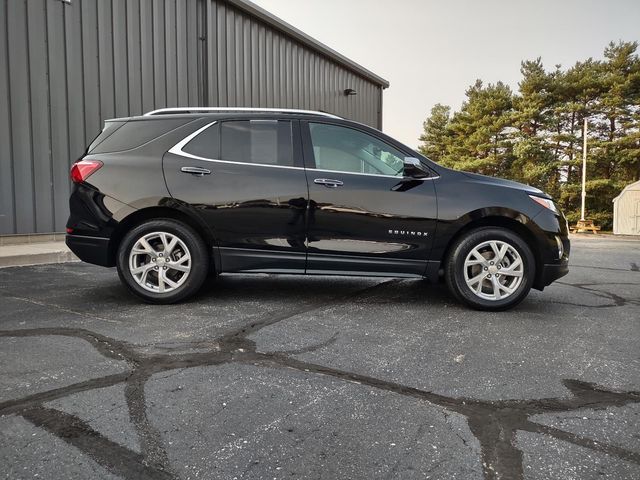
[[0, 235, 639, 480]]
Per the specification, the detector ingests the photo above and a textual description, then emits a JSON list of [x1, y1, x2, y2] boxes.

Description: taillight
[[70, 159, 103, 183]]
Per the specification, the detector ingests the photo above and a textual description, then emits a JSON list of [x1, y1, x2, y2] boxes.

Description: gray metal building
[[0, 0, 389, 236]]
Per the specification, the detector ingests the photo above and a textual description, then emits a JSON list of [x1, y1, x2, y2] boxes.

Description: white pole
[[581, 117, 587, 221]]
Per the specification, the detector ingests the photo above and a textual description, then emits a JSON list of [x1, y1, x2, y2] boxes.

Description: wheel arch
[[107, 205, 217, 268], [434, 210, 544, 288]]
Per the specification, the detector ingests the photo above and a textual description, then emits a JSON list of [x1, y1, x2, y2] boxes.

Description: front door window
[[308, 123, 404, 176]]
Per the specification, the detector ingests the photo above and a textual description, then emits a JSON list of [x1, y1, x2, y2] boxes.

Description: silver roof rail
[[144, 107, 342, 119]]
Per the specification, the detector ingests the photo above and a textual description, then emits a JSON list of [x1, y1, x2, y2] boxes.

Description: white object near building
[[612, 180, 640, 235]]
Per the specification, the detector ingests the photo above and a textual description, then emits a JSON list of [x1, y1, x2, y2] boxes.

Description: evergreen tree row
[[418, 41, 640, 229]]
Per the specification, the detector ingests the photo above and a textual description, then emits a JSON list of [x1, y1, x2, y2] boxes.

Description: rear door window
[[182, 123, 220, 159], [220, 120, 293, 167]]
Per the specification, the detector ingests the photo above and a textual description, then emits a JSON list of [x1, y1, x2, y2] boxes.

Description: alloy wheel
[[463, 240, 524, 301], [128, 231, 191, 293]]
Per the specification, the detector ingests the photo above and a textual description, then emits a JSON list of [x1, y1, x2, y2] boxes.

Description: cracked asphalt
[[0, 235, 639, 480]]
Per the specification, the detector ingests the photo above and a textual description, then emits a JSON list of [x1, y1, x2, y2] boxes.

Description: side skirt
[[219, 247, 436, 279], [306, 252, 428, 277], [219, 247, 306, 274]]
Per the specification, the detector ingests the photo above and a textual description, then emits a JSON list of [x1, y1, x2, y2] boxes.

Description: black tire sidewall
[[446, 227, 535, 311], [116, 219, 209, 304]]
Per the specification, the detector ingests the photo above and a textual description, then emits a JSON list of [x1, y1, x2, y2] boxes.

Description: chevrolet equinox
[[66, 108, 570, 310]]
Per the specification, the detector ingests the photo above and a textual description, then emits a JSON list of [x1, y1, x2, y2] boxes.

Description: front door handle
[[181, 166, 211, 176], [314, 178, 343, 188]]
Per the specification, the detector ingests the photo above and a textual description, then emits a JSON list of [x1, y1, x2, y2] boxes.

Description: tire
[[444, 227, 535, 311], [116, 218, 209, 304]]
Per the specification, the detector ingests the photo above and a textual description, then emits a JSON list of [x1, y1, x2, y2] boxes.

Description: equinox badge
[[388, 229, 429, 237]]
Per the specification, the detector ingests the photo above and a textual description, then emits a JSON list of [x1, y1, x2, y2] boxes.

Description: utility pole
[[575, 117, 599, 233], [581, 117, 587, 221]]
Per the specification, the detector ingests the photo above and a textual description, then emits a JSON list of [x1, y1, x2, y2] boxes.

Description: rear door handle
[[181, 166, 211, 176], [314, 178, 343, 188]]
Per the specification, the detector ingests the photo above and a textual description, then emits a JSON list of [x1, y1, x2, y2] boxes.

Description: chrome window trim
[[174, 155, 305, 171], [311, 168, 404, 180], [312, 168, 438, 180], [168, 121, 304, 171], [167, 121, 221, 163], [168, 121, 440, 180]]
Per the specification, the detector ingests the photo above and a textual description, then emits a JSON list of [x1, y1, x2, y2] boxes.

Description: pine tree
[[441, 80, 515, 176], [512, 58, 558, 192], [597, 41, 640, 182], [418, 104, 451, 162]]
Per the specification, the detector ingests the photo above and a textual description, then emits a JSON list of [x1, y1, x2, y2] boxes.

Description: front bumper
[[536, 258, 569, 289], [66, 234, 112, 267], [530, 206, 570, 290]]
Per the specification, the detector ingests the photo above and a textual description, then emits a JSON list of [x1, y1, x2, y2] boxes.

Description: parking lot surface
[[1, 235, 639, 480]]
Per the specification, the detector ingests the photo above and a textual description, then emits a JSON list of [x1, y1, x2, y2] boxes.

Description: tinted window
[[91, 118, 191, 153], [88, 121, 125, 152], [220, 120, 293, 166], [309, 123, 404, 176], [182, 123, 220, 158]]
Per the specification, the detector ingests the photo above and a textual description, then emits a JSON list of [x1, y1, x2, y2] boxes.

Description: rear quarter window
[[90, 118, 192, 154], [87, 121, 125, 152]]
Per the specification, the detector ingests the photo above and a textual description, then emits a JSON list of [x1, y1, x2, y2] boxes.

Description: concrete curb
[[0, 232, 67, 246], [0, 242, 79, 268]]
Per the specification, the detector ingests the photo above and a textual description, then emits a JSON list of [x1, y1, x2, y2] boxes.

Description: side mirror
[[403, 157, 430, 179]]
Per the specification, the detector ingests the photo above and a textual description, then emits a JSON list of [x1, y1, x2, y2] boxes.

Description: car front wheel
[[116, 219, 209, 304], [445, 227, 535, 311]]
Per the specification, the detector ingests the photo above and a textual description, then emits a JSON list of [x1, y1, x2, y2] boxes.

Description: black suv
[[66, 108, 569, 310]]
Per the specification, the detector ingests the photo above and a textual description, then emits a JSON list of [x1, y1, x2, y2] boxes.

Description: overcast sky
[[251, 0, 640, 148]]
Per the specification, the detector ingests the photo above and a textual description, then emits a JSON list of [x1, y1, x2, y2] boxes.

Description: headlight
[[529, 195, 558, 214]]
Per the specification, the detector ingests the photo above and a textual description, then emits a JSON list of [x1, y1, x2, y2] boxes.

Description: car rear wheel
[[445, 227, 535, 311], [116, 219, 209, 304]]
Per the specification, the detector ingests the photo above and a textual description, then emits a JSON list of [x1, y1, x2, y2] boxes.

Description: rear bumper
[[65, 234, 112, 267]]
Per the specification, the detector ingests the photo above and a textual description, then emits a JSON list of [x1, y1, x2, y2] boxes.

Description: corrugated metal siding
[[205, 0, 382, 123], [0, 0, 384, 235]]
